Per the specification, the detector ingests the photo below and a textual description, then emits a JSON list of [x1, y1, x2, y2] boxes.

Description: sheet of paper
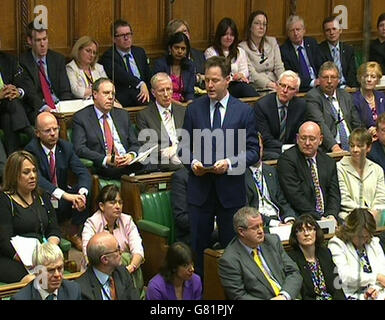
[[10, 236, 40, 269], [129, 145, 158, 165], [56, 99, 94, 113]]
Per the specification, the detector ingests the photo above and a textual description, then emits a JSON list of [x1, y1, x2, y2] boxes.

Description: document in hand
[[10, 236, 40, 271], [129, 145, 158, 165]]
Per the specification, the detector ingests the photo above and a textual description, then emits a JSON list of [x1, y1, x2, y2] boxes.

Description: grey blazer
[[305, 87, 361, 151], [218, 234, 302, 300]]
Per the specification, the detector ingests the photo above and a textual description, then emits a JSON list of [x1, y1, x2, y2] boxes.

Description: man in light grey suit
[[306, 61, 361, 153], [218, 207, 302, 300], [136, 72, 185, 169]]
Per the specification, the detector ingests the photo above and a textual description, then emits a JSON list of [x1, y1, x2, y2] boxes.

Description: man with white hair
[[12, 243, 81, 300], [254, 70, 306, 160]]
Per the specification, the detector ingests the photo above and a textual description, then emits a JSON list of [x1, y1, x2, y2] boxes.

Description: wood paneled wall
[[1, 0, 385, 59]]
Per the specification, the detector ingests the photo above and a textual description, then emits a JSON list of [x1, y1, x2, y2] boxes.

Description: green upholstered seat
[[0, 130, 30, 147], [98, 178, 121, 190], [59, 238, 72, 253]]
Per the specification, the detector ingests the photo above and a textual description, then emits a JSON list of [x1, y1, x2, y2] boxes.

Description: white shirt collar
[[210, 92, 230, 110], [155, 101, 172, 117], [40, 142, 56, 157]]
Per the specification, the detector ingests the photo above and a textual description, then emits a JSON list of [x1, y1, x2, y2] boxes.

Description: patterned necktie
[[124, 53, 141, 79], [253, 168, 263, 194], [0, 72, 4, 89], [279, 105, 287, 142], [308, 158, 324, 215], [45, 293, 55, 300], [253, 248, 280, 296], [38, 60, 56, 109], [327, 96, 349, 150], [49, 150, 57, 186], [103, 114, 115, 155], [331, 47, 345, 84], [163, 108, 177, 145], [109, 276, 117, 300], [297, 46, 311, 80]]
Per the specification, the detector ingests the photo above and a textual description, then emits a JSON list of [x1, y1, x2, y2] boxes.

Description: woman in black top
[[0, 151, 60, 283]]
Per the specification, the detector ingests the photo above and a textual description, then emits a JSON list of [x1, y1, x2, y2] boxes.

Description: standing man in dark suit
[[19, 22, 73, 122], [368, 113, 385, 172], [306, 61, 361, 153], [100, 19, 151, 107], [72, 78, 141, 179], [25, 112, 91, 250], [219, 207, 302, 300], [180, 56, 259, 276], [254, 70, 306, 160], [76, 232, 140, 300], [277, 121, 341, 223], [12, 243, 81, 300], [319, 16, 358, 88], [280, 15, 325, 92], [136, 72, 185, 169]]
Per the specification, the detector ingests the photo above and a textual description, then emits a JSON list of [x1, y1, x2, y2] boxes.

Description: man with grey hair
[[218, 206, 302, 300], [76, 232, 139, 300], [12, 243, 81, 300], [280, 15, 325, 92], [306, 61, 361, 153], [136, 72, 185, 169], [254, 70, 306, 160], [319, 16, 358, 88]]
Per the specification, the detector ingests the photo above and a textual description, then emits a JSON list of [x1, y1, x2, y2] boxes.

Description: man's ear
[[319, 134, 324, 146], [27, 36, 32, 46]]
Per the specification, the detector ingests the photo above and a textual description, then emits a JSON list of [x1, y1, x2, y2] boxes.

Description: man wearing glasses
[[25, 112, 91, 251], [254, 70, 306, 160], [100, 19, 151, 107], [76, 232, 140, 300]]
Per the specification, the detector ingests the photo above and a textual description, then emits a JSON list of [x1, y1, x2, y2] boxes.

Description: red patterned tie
[[38, 60, 56, 109], [49, 150, 57, 186], [103, 114, 115, 155]]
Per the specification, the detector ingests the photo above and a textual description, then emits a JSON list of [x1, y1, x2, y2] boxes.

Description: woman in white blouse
[[204, 17, 258, 98], [66, 36, 108, 99], [239, 10, 284, 90]]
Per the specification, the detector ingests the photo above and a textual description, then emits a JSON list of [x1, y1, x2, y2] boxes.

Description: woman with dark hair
[[146, 242, 202, 300], [328, 208, 385, 300], [205, 17, 258, 98], [288, 214, 345, 300], [152, 32, 195, 105], [369, 13, 385, 75], [239, 10, 284, 90], [0, 151, 60, 283]]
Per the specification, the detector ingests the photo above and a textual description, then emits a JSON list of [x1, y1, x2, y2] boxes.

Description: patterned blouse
[[171, 74, 184, 102], [307, 259, 332, 300]]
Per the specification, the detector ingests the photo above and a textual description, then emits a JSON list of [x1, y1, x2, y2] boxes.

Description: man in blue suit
[[180, 56, 260, 276], [25, 112, 91, 250], [368, 113, 385, 172]]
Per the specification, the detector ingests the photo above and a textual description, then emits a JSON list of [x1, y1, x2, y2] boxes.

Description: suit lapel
[[26, 51, 40, 87], [90, 107, 106, 150], [172, 104, 185, 129], [222, 95, 236, 129], [260, 241, 282, 285], [262, 165, 276, 201], [304, 39, 314, 68]]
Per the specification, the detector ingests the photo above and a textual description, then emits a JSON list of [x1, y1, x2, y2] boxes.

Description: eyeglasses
[[114, 32, 133, 38], [278, 82, 297, 92], [101, 245, 121, 258], [296, 226, 316, 234], [320, 75, 339, 81], [39, 127, 60, 135]]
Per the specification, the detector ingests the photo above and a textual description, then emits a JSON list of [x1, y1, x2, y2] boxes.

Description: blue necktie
[[327, 96, 349, 150], [212, 102, 222, 130], [332, 47, 345, 84], [297, 46, 311, 80], [124, 53, 141, 79]]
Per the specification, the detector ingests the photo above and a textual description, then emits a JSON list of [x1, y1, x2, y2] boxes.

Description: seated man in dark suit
[[319, 16, 358, 88], [72, 78, 141, 179], [246, 135, 297, 227], [25, 112, 92, 250], [306, 61, 361, 153], [19, 22, 73, 122], [136, 72, 185, 170], [12, 242, 81, 300], [368, 113, 385, 172], [277, 121, 341, 223], [76, 232, 140, 300], [254, 70, 306, 160], [280, 15, 325, 92], [219, 206, 302, 300], [100, 19, 151, 107]]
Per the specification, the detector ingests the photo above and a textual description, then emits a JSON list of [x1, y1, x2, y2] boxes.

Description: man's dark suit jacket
[[72, 105, 140, 168], [152, 56, 196, 102], [369, 39, 385, 76], [245, 165, 297, 226], [181, 95, 260, 209], [368, 140, 385, 173], [280, 37, 325, 92], [277, 145, 341, 220], [25, 138, 91, 195], [11, 279, 81, 300], [319, 41, 359, 88], [19, 49, 73, 116], [100, 46, 151, 107], [190, 48, 206, 75], [76, 266, 140, 300], [254, 92, 306, 159], [305, 87, 362, 152], [288, 246, 346, 300]]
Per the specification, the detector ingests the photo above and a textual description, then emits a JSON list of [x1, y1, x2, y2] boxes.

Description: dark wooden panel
[[0, 0, 18, 53]]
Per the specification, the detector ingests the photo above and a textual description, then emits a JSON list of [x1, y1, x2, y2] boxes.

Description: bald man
[[76, 232, 140, 300], [25, 112, 91, 250], [277, 121, 341, 222]]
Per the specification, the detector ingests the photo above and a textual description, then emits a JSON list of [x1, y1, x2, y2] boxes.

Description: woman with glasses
[[239, 10, 285, 91], [288, 214, 345, 300], [352, 62, 385, 138], [0, 151, 60, 283], [328, 208, 385, 300], [337, 128, 385, 221], [146, 242, 202, 300], [82, 184, 144, 296]]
